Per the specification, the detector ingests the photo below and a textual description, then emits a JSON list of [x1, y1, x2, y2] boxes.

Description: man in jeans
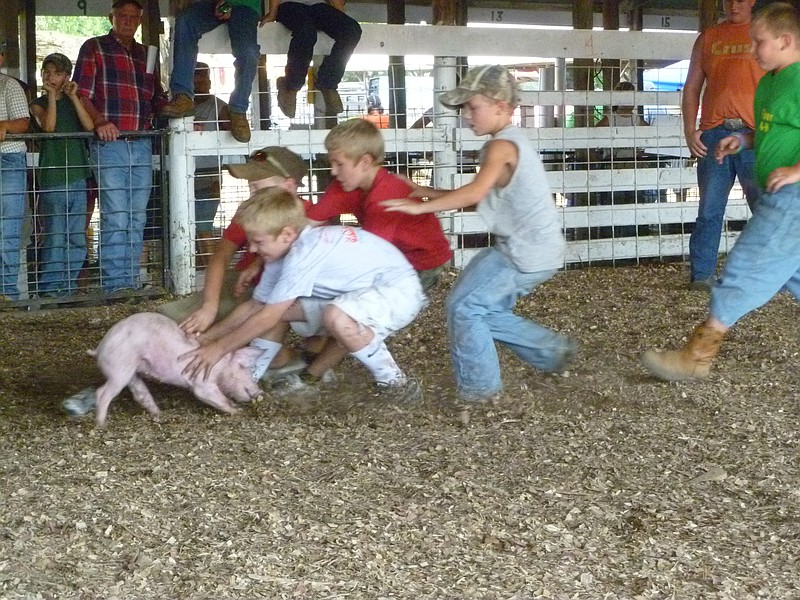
[[73, 0, 167, 293], [160, 0, 261, 143], [682, 0, 764, 291], [0, 39, 31, 301]]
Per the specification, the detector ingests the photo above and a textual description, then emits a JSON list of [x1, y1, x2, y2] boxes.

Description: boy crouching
[[183, 187, 426, 403]]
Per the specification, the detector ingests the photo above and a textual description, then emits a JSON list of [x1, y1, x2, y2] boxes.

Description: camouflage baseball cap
[[439, 64, 520, 109], [226, 147, 308, 182], [42, 53, 73, 75]]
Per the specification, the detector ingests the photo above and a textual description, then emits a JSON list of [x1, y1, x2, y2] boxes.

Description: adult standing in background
[[73, 0, 167, 293], [160, 0, 262, 143], [264, 0, 362, 118], [0, 38, 30, 301], [682, 0, 764, 291]]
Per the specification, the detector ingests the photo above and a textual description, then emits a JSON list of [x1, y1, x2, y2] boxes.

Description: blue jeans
[[171, 1, 260, 114], [89, 139, 152, 292], [446, 247, 571, 399], [0, 152, 27, 299], [689, 125, 759, 282], [276, 2, 362, 91], [711, 183, 800, 327], [37, 178, 89, 295]]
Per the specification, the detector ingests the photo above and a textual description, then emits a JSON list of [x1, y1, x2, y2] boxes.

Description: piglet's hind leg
[[128, 375, 161, 420]]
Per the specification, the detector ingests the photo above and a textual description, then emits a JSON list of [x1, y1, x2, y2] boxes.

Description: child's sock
[[250, 338, 283, 380], [350, 338, 404, 384]]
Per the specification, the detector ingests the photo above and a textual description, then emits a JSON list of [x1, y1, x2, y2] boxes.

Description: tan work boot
[[641, 323, 724, 381], [160, 94, 195, 118], [229, 111, 251, 143], [319, 88, 343, 115], [276, 77, 297, 118]]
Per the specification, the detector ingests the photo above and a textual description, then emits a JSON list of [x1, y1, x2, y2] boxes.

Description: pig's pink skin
[[90, 313, 262, 427]]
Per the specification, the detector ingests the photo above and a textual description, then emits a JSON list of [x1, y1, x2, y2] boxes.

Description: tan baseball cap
[[226, 146, 308, 182], [439, 64, 519, 109]]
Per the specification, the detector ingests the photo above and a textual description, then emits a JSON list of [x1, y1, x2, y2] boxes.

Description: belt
[[723, 118, 746, 131]]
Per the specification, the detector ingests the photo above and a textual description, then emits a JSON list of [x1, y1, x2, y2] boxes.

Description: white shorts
[[290, 275, 426, 341]]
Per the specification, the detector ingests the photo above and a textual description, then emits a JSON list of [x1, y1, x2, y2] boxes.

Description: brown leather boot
[[641, 323, 724, 381], [160, 93, 195, 118], [276, 77, 297, 118], [319, 88, 343, 115], [229, 111, 251, 143]]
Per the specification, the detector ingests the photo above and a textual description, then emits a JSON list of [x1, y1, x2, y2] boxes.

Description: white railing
[[165, 23, 750, 294]]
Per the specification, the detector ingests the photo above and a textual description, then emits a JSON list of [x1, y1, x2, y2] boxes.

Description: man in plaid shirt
[[0, 39, 30, 301], [73, 0, 167, 293]]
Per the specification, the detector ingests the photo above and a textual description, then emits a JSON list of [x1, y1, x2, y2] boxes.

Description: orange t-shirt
[[699, 21, 765, 130]]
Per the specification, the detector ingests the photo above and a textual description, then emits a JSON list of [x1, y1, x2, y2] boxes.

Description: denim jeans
[[171, 1, 260, 114], [276, 2, 362, 91], [37, 178, 89, 295], [711, 183, 800, 328], [0, 152, 27, 299], [89, 138, 152, 292], [689, 125, 759, 282], [446, 247, 570, 400]]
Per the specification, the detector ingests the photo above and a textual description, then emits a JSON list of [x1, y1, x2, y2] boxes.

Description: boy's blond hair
[[324, 118, 385, 165], [236, 187, 307, 236], [752, 2, 800, 40]]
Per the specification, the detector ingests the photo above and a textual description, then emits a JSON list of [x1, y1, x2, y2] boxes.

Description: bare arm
[[179, 237, 240, 334], [80, 95, 119, 141], [0, 117, 29, 141], [681, 34, 707, 158], [383, 139, 518, 215], [183, 298, 293, 380], [261, 0, 278, 23], [64, 82, 95, 131]]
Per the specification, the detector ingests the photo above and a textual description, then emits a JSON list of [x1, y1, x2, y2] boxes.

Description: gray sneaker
[[259, 357, 308, 382], [374, 376, 422, 404], [271, 369, 335, 398], [62, 387, 97, 417]]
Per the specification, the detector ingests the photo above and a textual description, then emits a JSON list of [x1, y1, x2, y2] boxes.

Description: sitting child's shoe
[[260, 356, 307, 382], [271, 369, 333, 398], [277, 77, 297, 118], [160, 94, 195, 118], [229, 111, 251, 143], [319, 88, 343, 115], [374, 376, 422, 404]]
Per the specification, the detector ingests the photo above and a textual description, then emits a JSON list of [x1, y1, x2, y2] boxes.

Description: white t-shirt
[[253, 225, 417, 304]]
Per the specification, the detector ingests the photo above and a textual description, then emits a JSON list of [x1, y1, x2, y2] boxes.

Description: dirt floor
[[1, 262, 799, 600]]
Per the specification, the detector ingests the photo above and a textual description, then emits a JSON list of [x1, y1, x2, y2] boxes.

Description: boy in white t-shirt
[[183, 186, 426, 403]]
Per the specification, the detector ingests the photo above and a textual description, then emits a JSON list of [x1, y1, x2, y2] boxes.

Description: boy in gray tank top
[[383, 65, 575, 402]]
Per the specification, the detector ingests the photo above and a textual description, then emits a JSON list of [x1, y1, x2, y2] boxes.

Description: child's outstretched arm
[[765, 161, 800, 193], [382, 139, 517, 215], [180, 238, 239, 334]]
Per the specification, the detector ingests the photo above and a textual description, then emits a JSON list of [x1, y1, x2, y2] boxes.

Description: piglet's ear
[[232, 346, 263, 367]]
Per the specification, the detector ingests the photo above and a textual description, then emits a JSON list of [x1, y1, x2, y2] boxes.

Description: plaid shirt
[[74, 31, 166, 132], [0, 74, 28, 154]]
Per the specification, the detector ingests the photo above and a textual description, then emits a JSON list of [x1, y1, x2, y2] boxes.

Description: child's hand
[[235, 261, 262, 296], [43, 79, 59, 95], [63, 81, 79, 98], [260, 12, 277, 26], [381, 198, 424, 215], [765, 165, 800, 193], [714, 135, 741, 164], [180, 305, 216, 335], [181, 341, 225, 382]]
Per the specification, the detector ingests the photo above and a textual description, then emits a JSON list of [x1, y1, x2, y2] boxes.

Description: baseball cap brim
[[439, 87, 478, 110], [226, 161, 281, 181]]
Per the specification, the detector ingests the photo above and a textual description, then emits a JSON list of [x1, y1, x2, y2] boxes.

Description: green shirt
[[31, 94, 91, 188], [230, 0, 262, 14], [754, 61, 800, 190]]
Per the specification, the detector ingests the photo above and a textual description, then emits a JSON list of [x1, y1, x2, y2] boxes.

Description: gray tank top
[[476, 125, 565, 272]]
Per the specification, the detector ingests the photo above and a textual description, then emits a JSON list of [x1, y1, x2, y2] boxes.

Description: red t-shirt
[[305, 168, 452, 271], [222, 219, 258, 272]]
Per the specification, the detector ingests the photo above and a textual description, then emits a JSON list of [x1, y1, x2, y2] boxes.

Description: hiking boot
[[229, 111, 251, 143], [374, 376, 422, 404], [160, 94, 195, 118], [641, 323, 725, 381], [319, 88, 343, 115], [689, 276, 716, 292], [276, 77, 297, 118], [62, 387, 97, 417]]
